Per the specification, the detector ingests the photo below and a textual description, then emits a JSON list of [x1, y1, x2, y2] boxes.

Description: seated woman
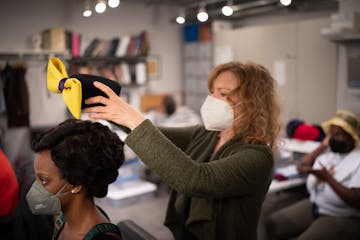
[[26, 119, 124, 240], [266, 110, 360, 240]]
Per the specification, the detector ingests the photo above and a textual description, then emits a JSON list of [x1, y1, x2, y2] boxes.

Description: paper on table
[[275, 165, 300, 178], [282, 138, 321, 154]]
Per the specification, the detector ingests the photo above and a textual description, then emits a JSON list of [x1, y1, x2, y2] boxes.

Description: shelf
[[0, 50, 70, 61], [322, 32, 360, 43], [68, 56, 148, 86]]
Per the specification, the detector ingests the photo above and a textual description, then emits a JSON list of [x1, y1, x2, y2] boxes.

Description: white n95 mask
[[200, 95, 234, 131]]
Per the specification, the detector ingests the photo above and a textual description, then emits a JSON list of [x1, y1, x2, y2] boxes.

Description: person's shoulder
[[234, 142, 272, 152], [85, 222, 122, 240], [92, 233, 122, 240], [228, 142, 274, 162], [347, 146, 360, 160], [351, 146, 360, 154], [226, 141, 269, 153]]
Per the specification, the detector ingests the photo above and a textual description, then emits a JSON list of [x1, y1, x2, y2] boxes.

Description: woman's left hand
[[84, 81, 146, 130], [308, 162, 334, 182]]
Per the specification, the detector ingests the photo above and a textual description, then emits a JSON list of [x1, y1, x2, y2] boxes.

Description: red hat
[[292, 123, 321, 141]]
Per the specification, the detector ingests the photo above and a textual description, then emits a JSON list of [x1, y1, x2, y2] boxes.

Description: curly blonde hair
[[208, 61, 282, 150]]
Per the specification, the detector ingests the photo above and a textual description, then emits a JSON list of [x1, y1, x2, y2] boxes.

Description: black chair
[[0, 214, 13, 239], [117, 220, 158, 240]]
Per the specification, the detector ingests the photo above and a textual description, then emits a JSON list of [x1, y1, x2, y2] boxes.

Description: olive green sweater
[[125, 120, 274, 240]]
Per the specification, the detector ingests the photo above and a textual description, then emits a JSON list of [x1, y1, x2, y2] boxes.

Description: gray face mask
[[26, 181, 70, 215]]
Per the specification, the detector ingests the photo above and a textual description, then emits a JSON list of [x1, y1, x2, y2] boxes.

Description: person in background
[[26, 119, 124, 240], [266, 110, 360, 240], [0, 148, 19, 217], [84, 61, 282, 240], [146, 94, 201, 128], [162, 95, 177, 116]]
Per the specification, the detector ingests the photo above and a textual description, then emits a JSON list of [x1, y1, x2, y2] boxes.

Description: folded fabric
[[286, 119, 325, 142], [47, 57, 121, 119]]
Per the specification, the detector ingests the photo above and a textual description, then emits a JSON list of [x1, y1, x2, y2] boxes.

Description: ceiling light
[[280, 0, 292, 6], [83, 0, 92, 17], [108, 0, 120, 8], [176, 16, 185, 24], [222, 6, 233, 16], [95, 0, 107, 13], [197, 3, 208, 22], [83, 8, 92, 17], [176, 8, 186, 24], [222, 1, 233, 16]]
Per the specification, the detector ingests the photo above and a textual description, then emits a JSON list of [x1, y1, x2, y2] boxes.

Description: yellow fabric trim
[[63, 78, 82, 119], [47, 57, 69, 93], [47, 57, 82, 119]]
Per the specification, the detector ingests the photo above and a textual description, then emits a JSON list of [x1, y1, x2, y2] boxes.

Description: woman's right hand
[[84, 81, 146, 130], [321, 134, 330, 148]]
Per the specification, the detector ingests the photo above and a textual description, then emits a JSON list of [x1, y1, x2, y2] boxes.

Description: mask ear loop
[[229, 100, 243, 123], [55, 183, 71, 197]]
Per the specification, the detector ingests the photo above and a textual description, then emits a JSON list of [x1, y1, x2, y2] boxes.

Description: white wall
[[334, 0, 360, 116], [0, 0, 183, 162], [214, 17, 337, 126], [0, 0, 67, 51]]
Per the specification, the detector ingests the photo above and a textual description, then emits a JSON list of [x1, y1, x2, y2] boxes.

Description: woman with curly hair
[[85, 61, 282, 240], [26, 119, 124, 240]]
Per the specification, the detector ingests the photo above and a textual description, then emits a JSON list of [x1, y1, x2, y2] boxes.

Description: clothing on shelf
[[2, 62, 30, 127], [0, 73, 6, 114]]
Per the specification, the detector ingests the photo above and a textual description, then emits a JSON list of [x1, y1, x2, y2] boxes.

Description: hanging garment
[[0, 71, 6, 114], [3, 64, 30, 127]]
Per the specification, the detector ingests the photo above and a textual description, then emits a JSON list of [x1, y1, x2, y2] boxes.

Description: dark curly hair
[[163, 95, 176, 116], [32, 119, 125, 198]]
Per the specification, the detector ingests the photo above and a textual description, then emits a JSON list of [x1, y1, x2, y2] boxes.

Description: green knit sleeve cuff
[[124, 119, 155, 148]]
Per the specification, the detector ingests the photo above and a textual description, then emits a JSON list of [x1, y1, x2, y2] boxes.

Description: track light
[[197, 2, 208, 22], [83, 0, 92, 17], [83, 8, 92, 17], [95, 0, 107, 13], [176, 8, 186, 24], [108, 0, 120, 8], [280, 0, 292, 6], [222, 0, 233, 16]]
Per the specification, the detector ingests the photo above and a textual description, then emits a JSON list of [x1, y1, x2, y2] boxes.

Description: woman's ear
[[71, 185, 82, 194]]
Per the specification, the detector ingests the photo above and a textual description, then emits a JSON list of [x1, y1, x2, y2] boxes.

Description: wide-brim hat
[[321, 110, 360, 144], [47, 57, 121, 119]]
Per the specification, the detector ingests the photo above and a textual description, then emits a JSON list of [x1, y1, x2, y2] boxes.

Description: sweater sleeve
[[158, 125, 201, 151], [125, 120, 273, 198]]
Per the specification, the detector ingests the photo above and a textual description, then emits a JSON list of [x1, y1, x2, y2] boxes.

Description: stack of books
[[76, 62, 147, 86], [83, 31, 149, 57]]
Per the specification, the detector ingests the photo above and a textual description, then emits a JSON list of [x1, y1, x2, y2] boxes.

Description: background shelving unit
[[68, 56, 148, 87], [182, 23, 213, 113]]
